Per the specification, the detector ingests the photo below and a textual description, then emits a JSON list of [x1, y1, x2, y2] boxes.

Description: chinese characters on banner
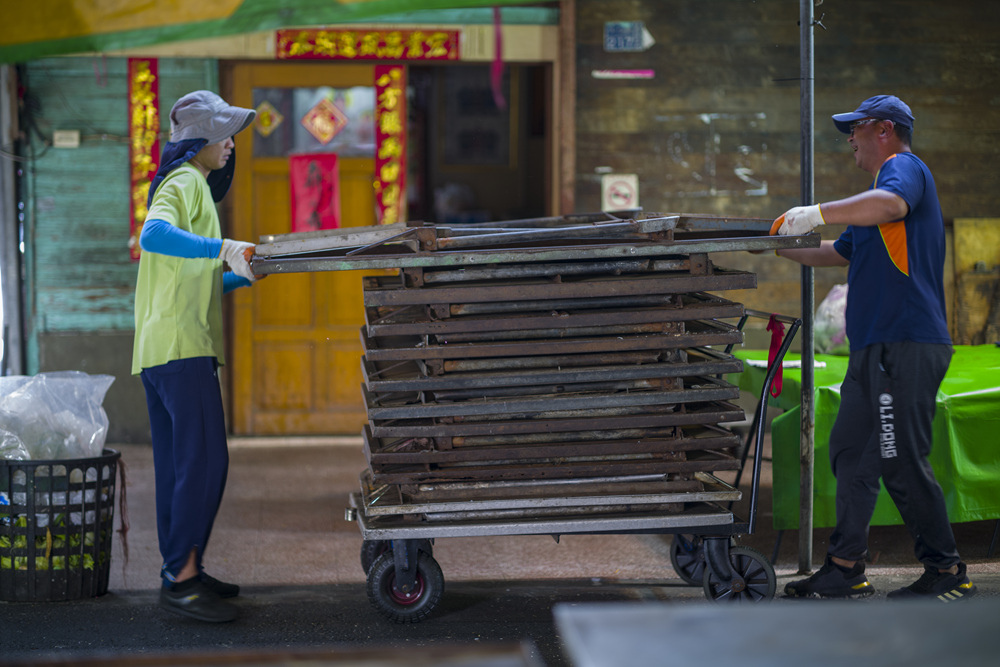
[[127, 58, 159, 262], [374, 66, 406, 225], [276, 29, 460, 61], [289, 153, 340, 233]]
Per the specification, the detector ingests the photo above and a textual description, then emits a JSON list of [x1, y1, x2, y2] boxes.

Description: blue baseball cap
[[832, 95, 914, 134]]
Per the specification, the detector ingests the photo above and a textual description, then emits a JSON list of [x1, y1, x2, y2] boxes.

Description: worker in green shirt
[[133, 90, 259, 623]]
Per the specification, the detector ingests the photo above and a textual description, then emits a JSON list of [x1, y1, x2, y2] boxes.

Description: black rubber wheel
[[702, 545, 776, 602], [360, 540, 391, 574], [670, 534, 706, 585], [367, 550, 445, 623]]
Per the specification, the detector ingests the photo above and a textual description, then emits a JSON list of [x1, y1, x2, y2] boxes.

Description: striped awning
[[0, 0, 549, 64]]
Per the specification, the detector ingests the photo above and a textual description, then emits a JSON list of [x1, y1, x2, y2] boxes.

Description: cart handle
[[725, 310, 802, 536]]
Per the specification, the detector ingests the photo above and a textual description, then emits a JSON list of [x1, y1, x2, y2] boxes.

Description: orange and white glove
[[774, 205, 825, 236], [219, 239, 256, 282]]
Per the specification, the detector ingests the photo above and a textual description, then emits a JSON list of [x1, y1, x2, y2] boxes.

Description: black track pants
[[827, 341, 960, 569]]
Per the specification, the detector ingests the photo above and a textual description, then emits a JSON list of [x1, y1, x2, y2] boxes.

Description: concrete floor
[[2, 436, 998, 666], [107, 436, 999, 593]]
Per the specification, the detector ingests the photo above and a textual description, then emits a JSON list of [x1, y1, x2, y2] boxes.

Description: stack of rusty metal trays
[[252, 212, 817, 530]]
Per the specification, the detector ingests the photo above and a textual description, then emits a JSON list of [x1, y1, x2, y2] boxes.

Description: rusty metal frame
[[251, 212, 818, 274]]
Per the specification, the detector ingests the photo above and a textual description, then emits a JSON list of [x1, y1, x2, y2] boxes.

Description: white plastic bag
[[0, 372, 114, 460], [815, 283, 849, 355]]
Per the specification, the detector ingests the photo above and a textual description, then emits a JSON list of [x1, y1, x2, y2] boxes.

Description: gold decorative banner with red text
[[277, 29, 460, 61], [128, 57, 160, 262], [374, 66, 406, 225]]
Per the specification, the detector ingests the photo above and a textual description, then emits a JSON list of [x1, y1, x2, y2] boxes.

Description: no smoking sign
[[601, 173, 639, 211]]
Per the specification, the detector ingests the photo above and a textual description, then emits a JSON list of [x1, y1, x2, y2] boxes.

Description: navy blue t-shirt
[[832, 152, 951, 351]]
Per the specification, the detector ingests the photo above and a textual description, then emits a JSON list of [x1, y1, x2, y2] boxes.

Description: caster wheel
[[670, 534, 706, 585], [702, 545, 776, 602], [360, 540, 391, 574], [367, 550, 444, 623]]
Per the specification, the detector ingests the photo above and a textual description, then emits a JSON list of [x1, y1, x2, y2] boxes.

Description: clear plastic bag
[[815, 283, 850, 355], [0, 372, 114, 460]]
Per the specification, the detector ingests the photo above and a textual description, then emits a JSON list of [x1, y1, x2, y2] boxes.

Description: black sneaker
[[160, 579, 238, 623], [201, 573, 240, 599], [887, 562, 977, 602], [784, 556, 876, 599]]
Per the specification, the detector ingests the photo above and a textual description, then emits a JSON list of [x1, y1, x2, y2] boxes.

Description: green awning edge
[[0, 1, 556, 65]]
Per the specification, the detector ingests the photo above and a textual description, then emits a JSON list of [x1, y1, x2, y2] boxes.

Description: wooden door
[[226, 62, 377, 435]]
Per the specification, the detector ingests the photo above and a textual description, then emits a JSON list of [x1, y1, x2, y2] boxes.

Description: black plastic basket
[[0, 449, 120, 601]]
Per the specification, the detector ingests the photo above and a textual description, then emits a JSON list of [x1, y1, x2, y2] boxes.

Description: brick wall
[[574, 0, 998, 333]]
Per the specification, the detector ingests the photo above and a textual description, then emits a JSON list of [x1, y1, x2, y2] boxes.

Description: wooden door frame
[[222, 61, 375, 433]]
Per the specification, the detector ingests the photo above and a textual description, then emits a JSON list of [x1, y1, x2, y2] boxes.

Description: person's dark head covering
[[147, 91, 256, 206]]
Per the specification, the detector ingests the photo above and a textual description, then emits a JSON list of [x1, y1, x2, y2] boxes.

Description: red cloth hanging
[[766, 314, 786, 398], [491, 6, 507, 110]]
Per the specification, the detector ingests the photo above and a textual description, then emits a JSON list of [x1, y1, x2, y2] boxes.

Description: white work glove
[[219, 239, 256, 282], [776, 204, 825, 236]]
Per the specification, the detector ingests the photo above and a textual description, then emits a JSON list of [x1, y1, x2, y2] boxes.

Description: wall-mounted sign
[[601, 173, 640, 211], [277, 29, 460, 61], [604, 21, 655, 52], [592, 69, 655, 80]]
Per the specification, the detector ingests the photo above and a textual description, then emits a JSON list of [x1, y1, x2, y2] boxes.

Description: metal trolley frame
[[346, 311, 801, 621]]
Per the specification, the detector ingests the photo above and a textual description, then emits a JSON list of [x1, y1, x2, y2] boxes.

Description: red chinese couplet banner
[[128, 57, 159, 261], [289, 152, 340, 233], [374, 65, 406, 225]]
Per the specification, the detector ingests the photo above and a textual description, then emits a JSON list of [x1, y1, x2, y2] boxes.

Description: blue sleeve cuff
[[223, 272, 252, 293], [140, 219, 224, 259]]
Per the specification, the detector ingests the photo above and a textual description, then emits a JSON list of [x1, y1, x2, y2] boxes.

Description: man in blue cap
[[772, 95, 976, 601], [133, 90, 261, 622]]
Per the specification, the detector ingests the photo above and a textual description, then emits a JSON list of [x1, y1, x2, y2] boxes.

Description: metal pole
[[798, 0, 816, 573], [0, 65, 24, 376]]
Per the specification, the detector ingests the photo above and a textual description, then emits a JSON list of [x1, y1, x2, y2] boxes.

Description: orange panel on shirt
[[879, 220, 909, 276]]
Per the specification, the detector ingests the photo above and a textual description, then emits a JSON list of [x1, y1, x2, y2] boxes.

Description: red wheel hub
[[388, 572, 425, 605]]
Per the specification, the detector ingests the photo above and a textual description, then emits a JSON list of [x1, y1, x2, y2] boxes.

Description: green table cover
[[734, 345, 1000, 530]]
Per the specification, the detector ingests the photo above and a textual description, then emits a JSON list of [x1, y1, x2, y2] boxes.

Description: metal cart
[[253, 212, 815, 622]]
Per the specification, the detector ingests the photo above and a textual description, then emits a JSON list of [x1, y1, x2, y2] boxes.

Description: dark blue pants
[[827, 341, 959, 569], [140, 356, 229, 580]]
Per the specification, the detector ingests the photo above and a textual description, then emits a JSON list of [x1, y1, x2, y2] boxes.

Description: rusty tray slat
[[378, 470, 739, 506], [366, 450, 740, 485], [361, 269, 757, 307], [364, 292, 742, 338], [363, 375, 740, 421], [415, 258, 655, 285], [368, 400, 745, 438], [360, 319, 742, 361], [363, 424, 739, 469], [362, 346, 742, 394], [360, 473, 726, 516]]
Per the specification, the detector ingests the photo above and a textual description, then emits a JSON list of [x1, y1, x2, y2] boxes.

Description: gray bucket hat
[[169, 90, 256, 145]]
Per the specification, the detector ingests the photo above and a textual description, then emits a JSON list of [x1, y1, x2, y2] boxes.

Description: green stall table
[[734, 345, 1000, 530]]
